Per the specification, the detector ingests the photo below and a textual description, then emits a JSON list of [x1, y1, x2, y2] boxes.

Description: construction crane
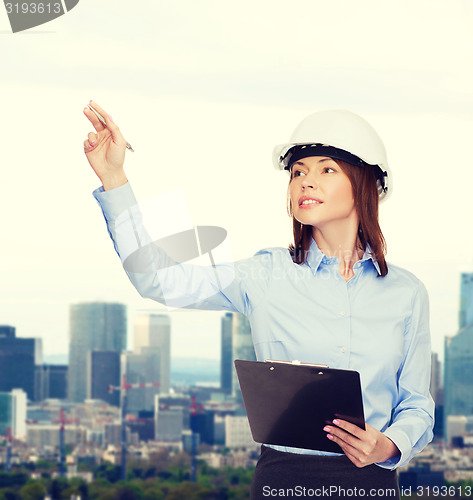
[[5, 427, 12, 472], [52, 408, 80, 477], [189, 394, 203, 483], [26, 408, 79, 477], [108, 375, 160, 481]]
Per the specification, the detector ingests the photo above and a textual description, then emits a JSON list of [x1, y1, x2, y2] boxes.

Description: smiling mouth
[[299, 199, 323, 207]]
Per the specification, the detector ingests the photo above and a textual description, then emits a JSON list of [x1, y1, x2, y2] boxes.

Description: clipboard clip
[[265, 359, 329, 368]]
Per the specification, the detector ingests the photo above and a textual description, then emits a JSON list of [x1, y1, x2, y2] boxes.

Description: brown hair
[[287, 159, 388, 277]]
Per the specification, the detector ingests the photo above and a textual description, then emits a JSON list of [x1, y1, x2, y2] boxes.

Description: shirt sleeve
[[376, 279, 435, 469], [93, 183, 273, 316]]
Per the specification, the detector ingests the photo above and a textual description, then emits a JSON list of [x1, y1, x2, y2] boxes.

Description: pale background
[[1, 0, 472, 361]]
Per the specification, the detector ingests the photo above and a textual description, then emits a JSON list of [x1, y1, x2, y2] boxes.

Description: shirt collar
[[305, 238, 381, 276]]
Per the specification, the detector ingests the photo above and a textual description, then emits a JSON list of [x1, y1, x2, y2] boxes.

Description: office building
[[221, 313, 233, 394], [444, 273, 473, 432], [225, 415, 256, 449], [460, 272, 473, 329], [190, 411, 215, 445], [231, 313, 256, 403], [35, 364, 68, 401], [155, 394, 190, 442], [0, 389, 27, 439], [430, 352, 441, 404], [123, 314, 171, 414], [68, 303, 126, 403], [445, 415, 473, 446], [134, 314, 171, 394], [46, 365, 68, 399], [0, 325, 42, 401], [398, 464, 444, 489], [121, 352, 156, 414], [87, 350, 120, 407], [126, 419, 155, 442], [0, 326, 15, 338], [156, 408, 183, 442], [27, 425, 85, 448], [104, 423, 137, 446]]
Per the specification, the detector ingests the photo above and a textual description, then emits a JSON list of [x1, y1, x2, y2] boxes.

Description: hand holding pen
[[83, 100, 131, 191]]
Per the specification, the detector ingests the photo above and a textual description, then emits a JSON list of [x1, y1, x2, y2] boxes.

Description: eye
[[292, 169, 305, 178], [323, 167, 336, 173]]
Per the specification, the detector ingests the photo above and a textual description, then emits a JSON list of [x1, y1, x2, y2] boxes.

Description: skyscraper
[[121, 314, 171, 414], [0, 325, 42, 401], [68, 303, 126, 403], [231, 313, 256, 404], [134, 313, 171, 393], [35, 364, 68, 401], [121, 352, 150, 414], [87, 350, 120, 406], [459, 272, 473, 330], [0, 389, 27, 439], [444, 273, 473, 431], [430, 352, 441, 404], [220, 313, 233, 394]]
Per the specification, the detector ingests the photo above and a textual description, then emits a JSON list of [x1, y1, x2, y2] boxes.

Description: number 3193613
[[5, 2, 62, 14]]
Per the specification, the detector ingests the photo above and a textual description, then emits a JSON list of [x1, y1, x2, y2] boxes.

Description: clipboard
[[234, 359, 365, 453]]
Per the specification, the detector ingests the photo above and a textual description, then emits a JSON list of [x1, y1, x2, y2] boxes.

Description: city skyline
[[1, 3, 473, 493]]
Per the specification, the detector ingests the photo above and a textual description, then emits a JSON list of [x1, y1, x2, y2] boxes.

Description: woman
[[83, 102, 434, 498]]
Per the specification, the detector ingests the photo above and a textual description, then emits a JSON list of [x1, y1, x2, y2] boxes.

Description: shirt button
[[341, 347, 347, 353], [340, 311, 346, 316]]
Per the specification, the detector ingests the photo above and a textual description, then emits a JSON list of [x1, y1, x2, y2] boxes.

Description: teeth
[[301, 199, 320, 205]]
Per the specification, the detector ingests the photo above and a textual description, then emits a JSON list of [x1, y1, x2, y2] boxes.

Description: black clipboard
[[234, 359, 365, 453]]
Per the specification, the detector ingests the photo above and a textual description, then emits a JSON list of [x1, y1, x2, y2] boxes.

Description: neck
[[312, 221, 364, 276]]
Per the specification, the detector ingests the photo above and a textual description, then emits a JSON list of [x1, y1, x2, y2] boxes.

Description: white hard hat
[[273, 110, 392, 202]]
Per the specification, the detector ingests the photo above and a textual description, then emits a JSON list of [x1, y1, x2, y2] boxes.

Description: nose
[[301, 172, 318, 190]]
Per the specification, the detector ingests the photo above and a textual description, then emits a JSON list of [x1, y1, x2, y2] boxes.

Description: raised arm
[[83, 102, 273, 316]]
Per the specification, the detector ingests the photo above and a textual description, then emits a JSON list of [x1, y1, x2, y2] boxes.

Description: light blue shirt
[[94, 182, 434, 470]]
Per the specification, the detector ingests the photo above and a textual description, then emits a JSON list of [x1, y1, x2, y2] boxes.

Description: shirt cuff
[[374, 428, 410, 470], [92, 182, 138, 222]]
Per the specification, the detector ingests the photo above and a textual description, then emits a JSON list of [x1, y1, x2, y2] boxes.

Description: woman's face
[[289, 156, 357, 230]]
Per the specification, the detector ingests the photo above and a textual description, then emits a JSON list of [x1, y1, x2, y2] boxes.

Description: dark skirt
[[251, 446, 400, 500]]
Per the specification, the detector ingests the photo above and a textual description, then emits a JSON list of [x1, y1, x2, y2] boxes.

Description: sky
[[1, 0, 473, 362]]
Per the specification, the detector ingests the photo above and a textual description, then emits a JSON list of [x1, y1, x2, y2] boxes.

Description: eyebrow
[[292, 157, 336, 166]]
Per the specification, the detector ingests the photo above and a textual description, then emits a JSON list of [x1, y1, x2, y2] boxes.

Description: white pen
[[87, 104, 134, 152]]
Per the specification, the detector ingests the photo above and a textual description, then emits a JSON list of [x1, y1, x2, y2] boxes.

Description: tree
[[111, 483, 144, 500], [88, 478, 111, 499], [143, 487, 164, 500], [94, 463, 121, 483], [148, 449, 170, 472], [0, 488, 20, 500], [166, 482, 205, 500], [19, 482, 46, 500], [50, 477, 69, 499], [0, 472, 28, 489]]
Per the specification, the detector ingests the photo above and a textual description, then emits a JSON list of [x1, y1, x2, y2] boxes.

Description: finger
[[324, 426, 359, 449], [83, 106, 106, 133], [89, 100, 126, 146], [105, 114, 126, 145], [331, 419, 364, 439], [88, 100, 109, 120], [326, 432, 364, 463], [83, 139, 94, 154], [87, 132, 98, 146]]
